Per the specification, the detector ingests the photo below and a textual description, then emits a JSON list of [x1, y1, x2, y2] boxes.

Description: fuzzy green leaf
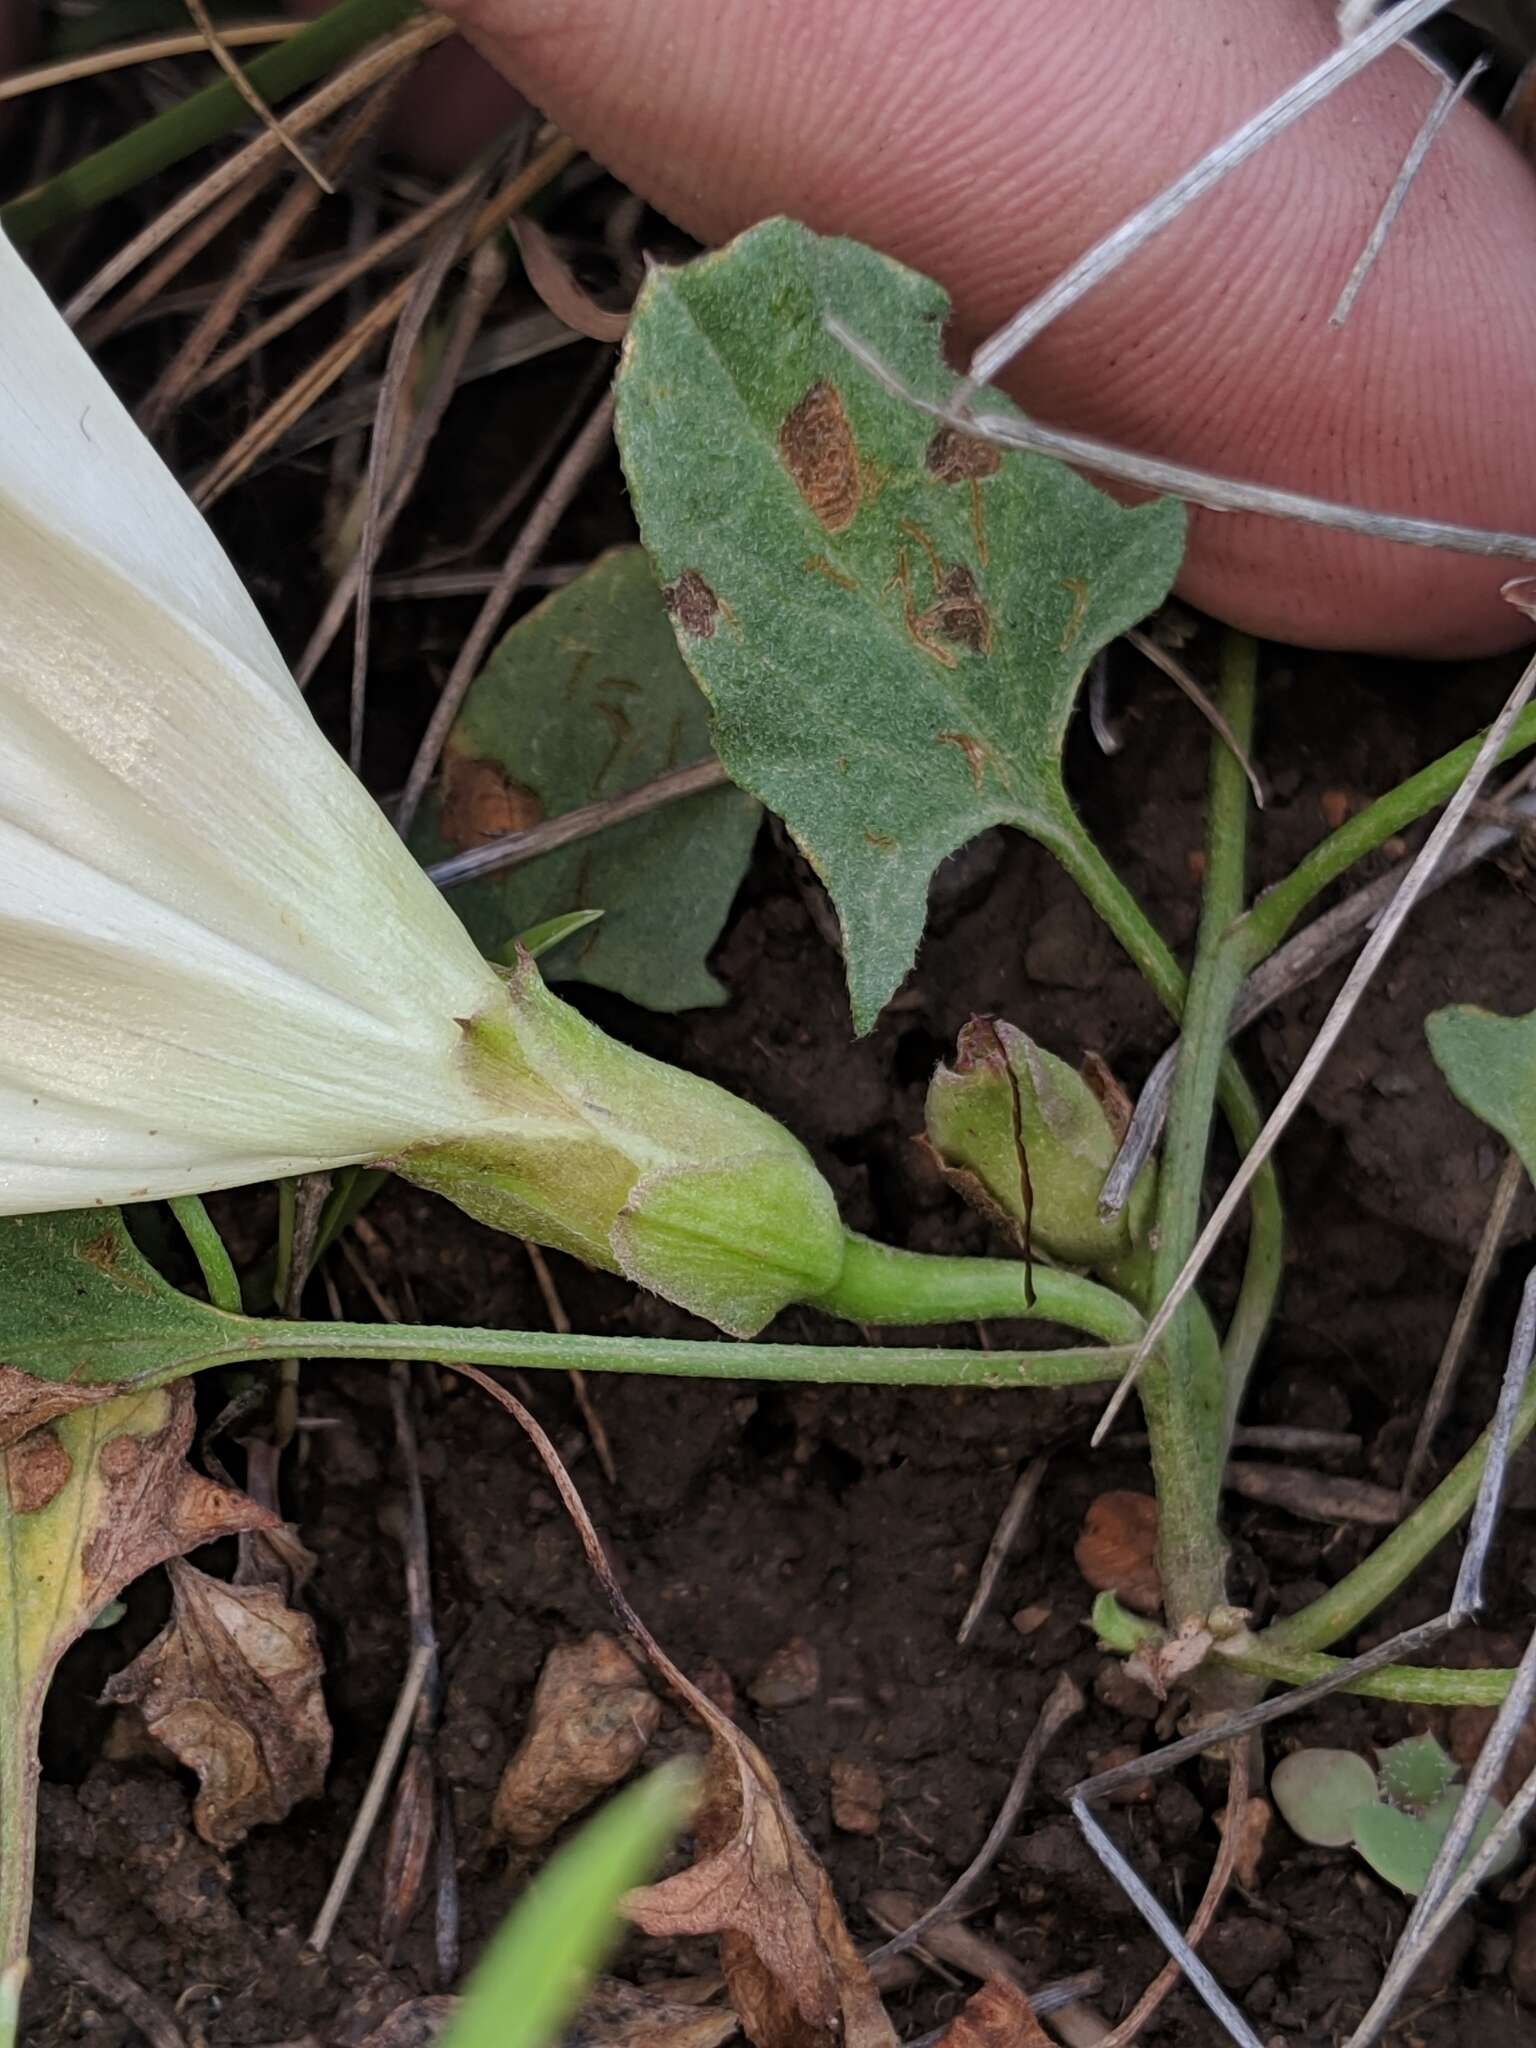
[[1428, 1004, 1536, 1180], [0, 1210, 239, 1387], [413, 548, 760, 1013], [1377, 1733, 1457, 1811], [615, 218, 1185, 1030]]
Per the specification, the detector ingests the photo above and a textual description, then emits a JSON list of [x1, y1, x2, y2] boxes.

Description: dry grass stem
[[193, 153, 489, 393], [523, 1240, 619, 1486], [832, 319, 1536, 564], [956, 1455, 1049, 1645], [427, 756, 729, 889], [299, 193, 506, 698], [193, 133, 579, 507], [1449, 1262, 1536, 1620], [181, 0, 334, 190], [345, 165, 501, 764], [1402, 1146, 1525, 1503], [867, 1671, 1083, 1962], [65, 11, 455, 325], [304, 1643, 434, 1955], [1125, 627, 1266, 807], [0, 22, 296, 101], [1330, 54, 1485, 325], [1095, 643, 1536, 1445], [1096, 1744, 1251, 2048], [394, 385, 617, 836], [510, 214, 630, 340], [963, 0, 1451, 388], [30, 1918, 189, 2048], [140, 78, 401, 432], [82, 165, 281, 351]]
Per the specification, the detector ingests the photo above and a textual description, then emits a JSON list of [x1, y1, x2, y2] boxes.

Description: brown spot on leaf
[[924, 426, 1002, 485], [779, 380, 860, 533], [936, 731, 991, 792], [5, 1425, 72, 1513], [930, 565, 992, 654], [663, 568, 722, 639], [98, 1434, 143, 1480], [439, 750, 543, 853], [803, 553, 859, 592], [78, 1228, 153, 1296], [0, 1368, 121, 1450], [1059, 576, 1090, 652]]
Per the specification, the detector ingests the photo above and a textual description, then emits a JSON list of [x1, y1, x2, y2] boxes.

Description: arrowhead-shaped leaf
[[413, 547, 761, 1013], [615, 218, 1185, 1029]]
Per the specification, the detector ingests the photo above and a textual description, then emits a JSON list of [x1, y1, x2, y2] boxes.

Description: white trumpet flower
[[0, 229, 843, 1334]]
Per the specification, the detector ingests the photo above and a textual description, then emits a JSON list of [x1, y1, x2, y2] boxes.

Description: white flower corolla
[[0, 231, 845, 1334], [0, 226, 509, 1212]]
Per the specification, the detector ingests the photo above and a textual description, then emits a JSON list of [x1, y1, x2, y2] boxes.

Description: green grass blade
[[439, 1763, 694, 2048]]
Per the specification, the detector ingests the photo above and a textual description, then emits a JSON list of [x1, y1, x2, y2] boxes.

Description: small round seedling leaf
[[1272, 1748, 1378, 1848], [1377, 1733, 1458, 1812]]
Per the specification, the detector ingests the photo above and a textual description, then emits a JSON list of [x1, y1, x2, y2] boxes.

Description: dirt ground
[[12, 83, 1536, 2048]]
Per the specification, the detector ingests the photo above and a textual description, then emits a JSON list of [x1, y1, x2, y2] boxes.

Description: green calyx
[[392, 952, 846, 1336], [925, 1017, 1153, 1270]]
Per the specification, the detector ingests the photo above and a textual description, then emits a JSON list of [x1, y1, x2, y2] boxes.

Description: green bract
[[397, 952, 846, 1338]]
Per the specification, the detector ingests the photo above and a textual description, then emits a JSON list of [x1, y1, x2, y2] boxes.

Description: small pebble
[[748, 1636, 820, 1710]]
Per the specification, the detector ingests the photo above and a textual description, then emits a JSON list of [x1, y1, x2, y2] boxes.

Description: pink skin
[[9, 0, 1536, 656]]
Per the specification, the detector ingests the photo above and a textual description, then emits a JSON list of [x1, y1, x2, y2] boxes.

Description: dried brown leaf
[[568, 1978, 739, 2048], [933, 1979, 1052, 2048], [1074, 1491, 1162, 1616], [493, 1632, 661, 1848], [626, 1713, 896, 2048], [103, 1556, 330, 1848]]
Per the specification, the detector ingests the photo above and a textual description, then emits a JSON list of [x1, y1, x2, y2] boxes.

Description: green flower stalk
[[0, 226, 842, 1335]]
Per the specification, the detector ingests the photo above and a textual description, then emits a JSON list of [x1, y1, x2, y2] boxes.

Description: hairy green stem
[[2, 0, 422, 243], [1215, 1637, 1515, 1707], [1235, 699, 1536, 969], [175, 1310, 1129, 1389], [1140, 632, 1255, 1623], [1094, 1592, 1517, 1706], [817, 1233, 1145, 1345], [1262, 1358, 1536, 1655], [1041, 817, 1284, 1406], [168, 1195, 241, 1314]]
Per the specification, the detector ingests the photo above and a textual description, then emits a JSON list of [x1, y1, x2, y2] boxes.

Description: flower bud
[[925, 1018, 1152, 1268]]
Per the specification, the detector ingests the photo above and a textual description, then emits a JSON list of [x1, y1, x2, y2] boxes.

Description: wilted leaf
[[616, 219, 1184, 1029], [102, 1554, 329, 1848], [1428, 1004, 1536, 1179], [626, 1687, 896, 2048], [493, 1632, 662, 1849], [567, 1979, 738, 2048], [0, 1209, 243, 1388], [1272, 1748, 1377, 1849], [932, 1979, 1051, 2048], [1, 1385, 273, 1920], [413, 548, 761, 1012]]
